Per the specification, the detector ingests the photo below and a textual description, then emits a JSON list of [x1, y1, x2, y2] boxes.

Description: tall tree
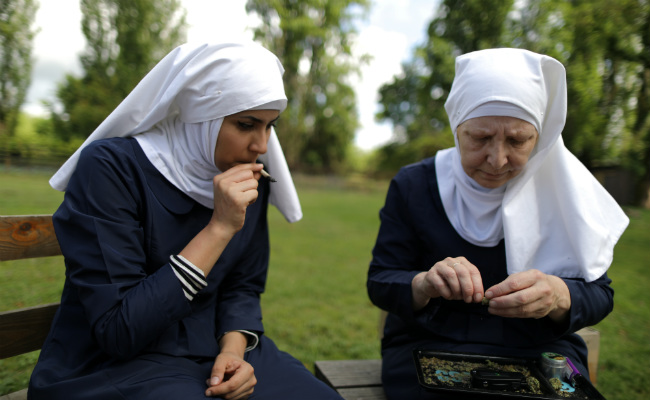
[[0, 0, 39, 137], [246, 0, 370, 172], [51, 0, 186, 141]]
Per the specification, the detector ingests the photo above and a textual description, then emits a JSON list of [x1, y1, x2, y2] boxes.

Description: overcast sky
[[23, 0, 437, 150]]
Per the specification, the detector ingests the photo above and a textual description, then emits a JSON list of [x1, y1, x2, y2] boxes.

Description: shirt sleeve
[[561, 274, 614, 333], [214, 210, 269, 336], [170, 254, 208, 301], [367, 175, 422, 321], [55, 142, 193, 360]]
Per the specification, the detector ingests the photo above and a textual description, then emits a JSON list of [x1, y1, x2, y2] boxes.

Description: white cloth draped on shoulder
[[437, 48, 629, 282], [49, 41, 302, 223]]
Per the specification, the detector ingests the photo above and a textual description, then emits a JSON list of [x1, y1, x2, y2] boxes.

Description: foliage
[[0, 0, 38, 137], [1, 113, 82, 167], [375, 0, 650, 205], [49, 0, 186, 141], [246, 0, 370, 172]]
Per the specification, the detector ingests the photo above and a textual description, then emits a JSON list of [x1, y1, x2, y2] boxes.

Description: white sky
[[23, 0, 437, 150]]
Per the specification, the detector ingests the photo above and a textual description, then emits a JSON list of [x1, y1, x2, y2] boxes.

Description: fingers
[[211, 164, 262, 232], [415, 257, 484, 305], [485, 270, 569, 319], [206, 357, 256, 399]]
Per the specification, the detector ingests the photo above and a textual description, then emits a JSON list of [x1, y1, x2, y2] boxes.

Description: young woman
[[29, 41, 342, 400]]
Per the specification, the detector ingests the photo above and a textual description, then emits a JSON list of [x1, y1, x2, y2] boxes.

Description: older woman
[[367, 48, 629, 399], [29, 41, 342, 400]]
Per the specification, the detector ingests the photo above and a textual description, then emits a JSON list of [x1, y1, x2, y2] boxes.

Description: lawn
[[1, 169, 648, 399]]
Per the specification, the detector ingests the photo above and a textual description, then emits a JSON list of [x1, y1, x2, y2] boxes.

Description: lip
[[479, 170, 509, 180]]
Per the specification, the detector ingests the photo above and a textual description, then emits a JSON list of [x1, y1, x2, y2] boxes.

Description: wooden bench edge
[[0, 303, 60, 359], [0, 388, 28, 400]]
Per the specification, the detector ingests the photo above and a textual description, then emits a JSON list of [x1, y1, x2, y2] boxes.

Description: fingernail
[[474, 293, 483, 302], [210, 377, 220, 385], [485, 291, 493, 298], [206, 390, 212, 396]]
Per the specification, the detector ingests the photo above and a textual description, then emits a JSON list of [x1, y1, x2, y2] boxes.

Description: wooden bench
[[0, 215, 61, 400], [314, 317, 601, 399]]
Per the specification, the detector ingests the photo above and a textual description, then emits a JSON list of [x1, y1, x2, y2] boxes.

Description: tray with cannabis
[[413, 349, 606, 399]]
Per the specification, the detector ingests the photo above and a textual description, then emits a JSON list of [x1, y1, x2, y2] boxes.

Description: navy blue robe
[[29, 138, 340, 399], [367, 156, 614, 399]]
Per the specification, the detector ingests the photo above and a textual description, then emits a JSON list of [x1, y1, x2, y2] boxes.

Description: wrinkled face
[[214, 109, 280, 172], [456, 116, 538, 188]]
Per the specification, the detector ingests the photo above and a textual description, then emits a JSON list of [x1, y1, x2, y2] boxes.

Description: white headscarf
[[436, 48, 629, 281], [49, 41, 302, 223]]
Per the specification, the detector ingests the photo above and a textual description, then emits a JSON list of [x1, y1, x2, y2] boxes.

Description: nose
[[486, 142, 508, 170], [249, 128, 269, 155]]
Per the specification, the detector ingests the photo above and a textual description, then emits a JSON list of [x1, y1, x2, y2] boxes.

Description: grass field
[[1, 168, 648, 399]]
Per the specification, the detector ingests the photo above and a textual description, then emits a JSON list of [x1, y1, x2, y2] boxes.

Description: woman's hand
[[411, 257, 485, 311], [484, 269, 571, 322], [205, 352, 256, 399], [205, 332, 256, 399], [210, 163, 264, 235]]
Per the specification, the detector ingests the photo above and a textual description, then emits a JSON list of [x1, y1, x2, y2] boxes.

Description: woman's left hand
[[484, 269, 571, 322], [205, 351, 256, 399], [205, 332, 256, 399]]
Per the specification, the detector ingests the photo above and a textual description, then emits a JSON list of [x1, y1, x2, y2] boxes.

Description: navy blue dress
[[29, 138, 340, 399], [367, 156, 614, 399]]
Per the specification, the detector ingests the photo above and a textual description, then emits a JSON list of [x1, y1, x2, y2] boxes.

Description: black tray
[[413, 349, 606, 399]]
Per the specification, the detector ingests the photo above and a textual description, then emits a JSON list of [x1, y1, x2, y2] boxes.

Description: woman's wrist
[[178, 221, 235, 276], [204, 218, 239, 241], [218, 331, 248, 359], [547, 276, 571, 323], [411, 272, 432, 311]]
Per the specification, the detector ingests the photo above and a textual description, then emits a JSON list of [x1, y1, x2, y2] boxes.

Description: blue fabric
[[367, 156, 614, 399], [29, 138, 341, 400]]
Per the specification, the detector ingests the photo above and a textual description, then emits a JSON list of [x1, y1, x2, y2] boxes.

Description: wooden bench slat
[[0, 303, 59, 359], [0, 388, 28, 400], [337, 387, 387, 400], [0, 215, 61, 261], [314, 359, 383, 389]]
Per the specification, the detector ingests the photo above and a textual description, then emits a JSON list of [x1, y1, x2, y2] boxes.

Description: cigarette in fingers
[[260, 168, 277, 182]]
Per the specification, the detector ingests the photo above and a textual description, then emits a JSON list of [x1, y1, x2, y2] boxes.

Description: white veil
[[438, 48, 629, 281], [49, 41, 302, 223]]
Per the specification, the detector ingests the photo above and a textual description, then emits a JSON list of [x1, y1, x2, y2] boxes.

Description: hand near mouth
[[210, 163, 265, 235]]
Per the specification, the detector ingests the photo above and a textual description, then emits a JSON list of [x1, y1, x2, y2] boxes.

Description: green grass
[[593, 207, 650, 399], [1, 169, 649, 400]]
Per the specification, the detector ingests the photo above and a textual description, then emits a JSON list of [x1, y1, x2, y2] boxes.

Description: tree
[[374, 0, 512, 173], [513, 0, 649, 202], [50, 0, 186, 141], [246, 0, 370, 172], [0, 0, 39, 137]]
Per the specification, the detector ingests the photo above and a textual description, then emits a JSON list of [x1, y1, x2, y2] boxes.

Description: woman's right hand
[[411, 257, 484, 311], [210, 163, 264, 235]]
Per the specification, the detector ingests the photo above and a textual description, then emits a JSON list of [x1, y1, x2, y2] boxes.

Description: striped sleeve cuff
[[170, 254, 208, 301]]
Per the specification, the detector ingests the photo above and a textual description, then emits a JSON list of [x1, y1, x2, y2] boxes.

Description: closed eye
[[237, 121, 255, 130]]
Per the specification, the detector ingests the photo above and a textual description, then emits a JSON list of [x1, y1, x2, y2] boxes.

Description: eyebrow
[[238, 115, 280, 124]]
